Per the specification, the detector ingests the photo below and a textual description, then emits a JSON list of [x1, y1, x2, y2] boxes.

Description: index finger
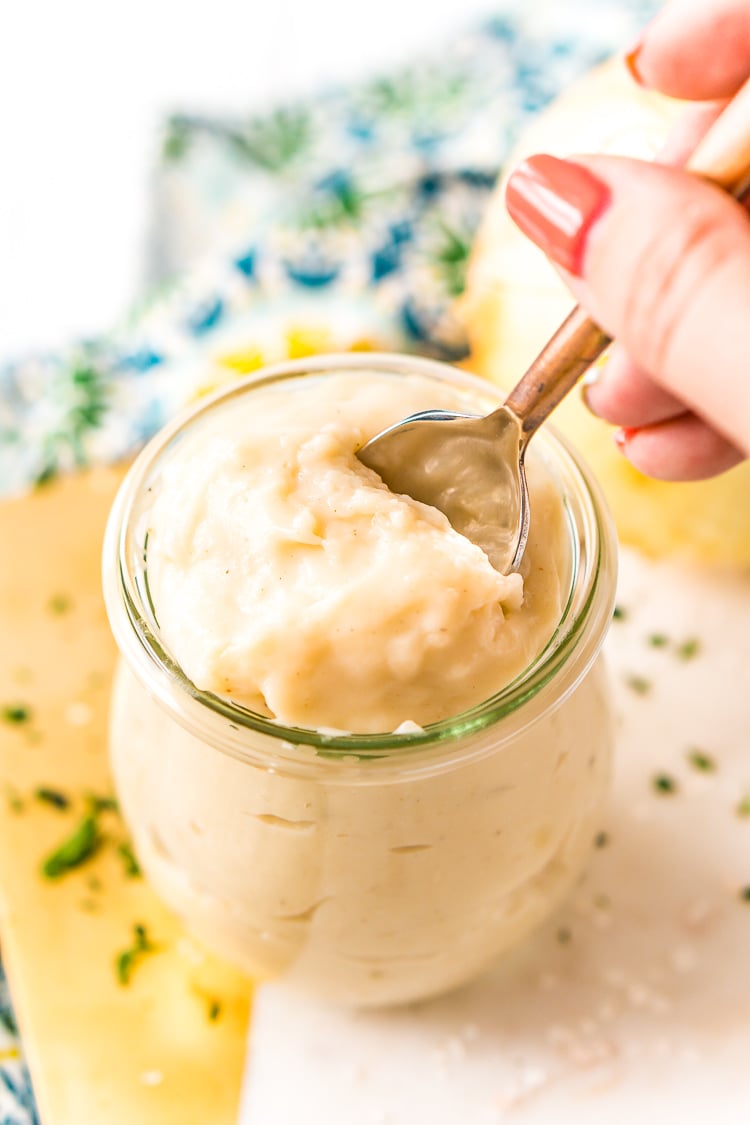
[[631, 0, 750, 100]]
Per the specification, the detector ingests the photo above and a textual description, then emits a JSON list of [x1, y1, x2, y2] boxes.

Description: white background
[[0, 0, 499, 358]]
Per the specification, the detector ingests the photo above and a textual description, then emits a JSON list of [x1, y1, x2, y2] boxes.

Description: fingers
[[583, 350, 742, 481], [584, 348, 686, 428], [505, 154, 750, 460], [657, 100, 728, 167], [615, 414, 745, 482], [630, 0, 750, 100]]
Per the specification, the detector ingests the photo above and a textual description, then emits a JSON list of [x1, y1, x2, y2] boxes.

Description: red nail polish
[[614, 427, 638, 452], [505, 155, 611, 276], [624, 38, 645, 86]]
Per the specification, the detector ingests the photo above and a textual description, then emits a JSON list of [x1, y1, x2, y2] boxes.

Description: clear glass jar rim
[[104, 352, 617, 764]]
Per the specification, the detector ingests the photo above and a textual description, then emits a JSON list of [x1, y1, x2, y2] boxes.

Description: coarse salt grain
[[65, 702, 93, 726], [670, 945, 699, 974], [139, 1070, 163, 1087], [682, 897, 717, 931]]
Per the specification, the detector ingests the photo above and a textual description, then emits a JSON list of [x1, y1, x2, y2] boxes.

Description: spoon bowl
[[359, 307, 608, 573], [358, 405, 528, 574]]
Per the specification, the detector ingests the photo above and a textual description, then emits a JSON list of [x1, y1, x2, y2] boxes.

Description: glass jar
[[103, 353, 617, 1008]]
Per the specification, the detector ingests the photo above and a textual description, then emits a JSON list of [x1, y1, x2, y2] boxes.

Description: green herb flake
[[2, 704, 32, 725], [5, 785, 24, 814], [625, 675, 651, 696], [117, 842, 142, 879], [48, 593, 72, 615], [116, 923, 157, 986], [42, 815, 101, 879], [739, 886, 750, 904], [86, 793, 119, 815], [207, 1000, 222, 1022], [556, 926, 572, 945], [736, 795, 750, 819], [594, 831, 609, 849], [648, 633, 669, 648], [612, 605, 627, 622], [0, 1003, 18, 1036], [687, 749, 716, 773], [677, 638, 701, 662], [35, 786, 70, 810], [653, 773, 678, 796]]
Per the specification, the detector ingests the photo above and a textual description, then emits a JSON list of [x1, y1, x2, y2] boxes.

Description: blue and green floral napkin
[[0, 0, 657, 500]]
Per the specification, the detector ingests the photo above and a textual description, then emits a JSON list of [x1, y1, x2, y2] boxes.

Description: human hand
[[504, 0, 750, 481]]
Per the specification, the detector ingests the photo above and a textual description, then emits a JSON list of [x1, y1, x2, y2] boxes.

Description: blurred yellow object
[[462, 58, 750, 566], [190, 325, 381, 402], [0, 467, 251, 1124], [285, 324, 336, 359], [216, 346, 266, 374]]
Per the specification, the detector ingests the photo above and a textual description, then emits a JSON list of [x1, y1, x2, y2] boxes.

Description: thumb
[[505, 153, 750, 456]]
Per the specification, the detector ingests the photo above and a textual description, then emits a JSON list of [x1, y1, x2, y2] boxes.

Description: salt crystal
[[546, 1024, 574, 1046], [683, 897, 716, 930], [671, 946, 699, 974], [520, 1063, 548, 1090], [139, 1070, 163, 1087], [65, 702, 93, 727]]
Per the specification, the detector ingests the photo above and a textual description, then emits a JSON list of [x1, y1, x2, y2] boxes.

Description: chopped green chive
[[625, 675, 651, 695], [208, 1000, 222, 1022], [116, 923, 157, 985], [677, 638, 701, 661], [48, 594, 72, 615], [736, 795, 750, 819], [2, 704, 32, 725], [739, 886, 750, 904], [5, 785, 24, 814], [117, 842, 142, 878], [42, 815, 101, 879], [687, 750, 716, 773], [86, 793, 118, 815], [648, 633, 669, 648], [612, 606, 627, 622], [653, 774, 677, 795], [34, 786, 70, 810], [594, 831, 609, 849]]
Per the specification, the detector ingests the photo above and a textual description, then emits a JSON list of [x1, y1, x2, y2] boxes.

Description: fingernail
[[582, 353, 609, 385], [624, 38, 645, 86], [505, 155, 611, 276], [581, 354, 608, 414], [613, 427, 638, 452]]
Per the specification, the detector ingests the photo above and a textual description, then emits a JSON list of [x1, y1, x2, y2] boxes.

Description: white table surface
[[240, 548, 750, 1123]]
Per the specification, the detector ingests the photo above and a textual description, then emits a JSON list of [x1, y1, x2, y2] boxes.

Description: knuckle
[[619, 197, 737, 377]]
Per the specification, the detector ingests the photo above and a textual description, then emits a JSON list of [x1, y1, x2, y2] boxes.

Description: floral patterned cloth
[[0, 0, 660, 1117], [0, 0, 658, 500]]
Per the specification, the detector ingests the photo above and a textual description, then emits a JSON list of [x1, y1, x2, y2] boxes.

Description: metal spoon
[[358, 91, 750, 573]]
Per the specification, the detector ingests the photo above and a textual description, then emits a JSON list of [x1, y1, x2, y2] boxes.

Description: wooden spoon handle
[[502, 74, 750, 445]]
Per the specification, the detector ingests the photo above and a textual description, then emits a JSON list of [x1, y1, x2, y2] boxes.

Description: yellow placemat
[[0, 467, 251, 1124]]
